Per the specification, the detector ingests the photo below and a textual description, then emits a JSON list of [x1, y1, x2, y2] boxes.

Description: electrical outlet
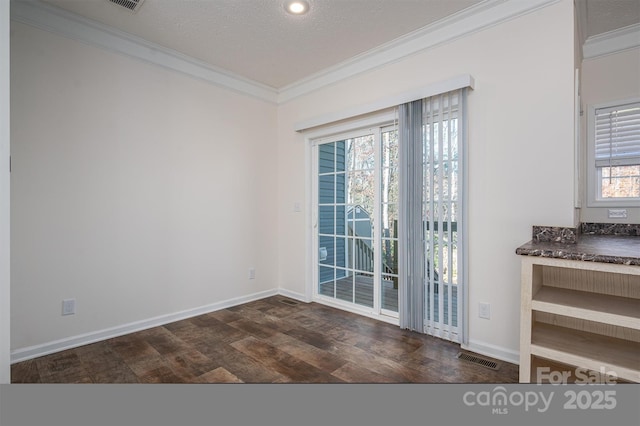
[[62, 298, 76, 316], [248, 268, 256, 280], [478, 302, 490, 319]]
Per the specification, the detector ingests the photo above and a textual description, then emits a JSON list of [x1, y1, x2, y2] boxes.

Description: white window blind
[[594, 101, 640, 168]]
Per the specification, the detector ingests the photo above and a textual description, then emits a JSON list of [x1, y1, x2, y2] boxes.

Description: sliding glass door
[[314, 126, 398, 319], [313, 88, 465, 339]]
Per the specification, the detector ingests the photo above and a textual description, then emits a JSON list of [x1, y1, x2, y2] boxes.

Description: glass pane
[[319, 236, 334, 266], [318, 206, 334, 235], [335, 206, 347, 236], [335, 237, 347, 269], [348, 206, 372, 239], [347, 136, 375, 171], [318, 143, 334, 174], [381, 274, 398, 313], [354, 273, 374, 308], [335, 141, 346, 172], [318, 266, 334, 288], [318, 174, 335, 204], [336, 270, 354, 304], [348, 170, 375, 213], [335, 173, 346, 204], [352, 238, 374, 273], [336, 267, 348, 280], [382, 130, 398, 169], [381, 239, 398, 275], [600, 166, 640, 198], [355, 135, 375, 170], [381, 203, 398, 239], [381, 167, 398, 205]]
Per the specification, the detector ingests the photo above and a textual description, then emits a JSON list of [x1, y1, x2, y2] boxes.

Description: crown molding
[[10, 0, 564, 106], [277, 0, 560, 104], [583, 23, 640, 60], [10, 0, 279, 104], [574, 0, 588, 62]]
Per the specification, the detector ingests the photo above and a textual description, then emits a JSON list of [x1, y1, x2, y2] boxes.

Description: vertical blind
[[594, 101, 640, 167], [423, 91, 462, 341], [398, 100, 425, 332], [398, 88, 466, 342]]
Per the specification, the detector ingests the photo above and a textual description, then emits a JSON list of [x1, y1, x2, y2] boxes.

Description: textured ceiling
[[584, 0, 640, 37], [41, 0, 640, 89], [42, 0, 482, 88]]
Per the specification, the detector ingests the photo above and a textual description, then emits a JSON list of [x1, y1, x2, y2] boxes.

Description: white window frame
[[586, 97, 640, 208]]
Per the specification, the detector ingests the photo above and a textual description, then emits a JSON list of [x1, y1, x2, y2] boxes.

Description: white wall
[[580, 47, 640, 223], [10, 22, 278, 351], [1, 0, 11, 383], [277, 0, 576, 361]]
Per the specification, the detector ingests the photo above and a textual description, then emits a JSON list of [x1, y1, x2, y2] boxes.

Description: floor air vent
[[456, 352, 501, 370], [279, 299, 299, 306], [108, 0, 145, 12]]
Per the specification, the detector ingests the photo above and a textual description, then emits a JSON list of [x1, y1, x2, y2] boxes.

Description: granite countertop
[[516, 234, 640, 266]]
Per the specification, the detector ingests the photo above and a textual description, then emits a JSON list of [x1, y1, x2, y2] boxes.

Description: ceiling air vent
[[108, 0, 145, 12]]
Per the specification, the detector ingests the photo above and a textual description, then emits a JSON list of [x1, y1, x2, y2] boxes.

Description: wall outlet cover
[[608, 209, 628, 219], [478, 302, 490, 319], [62, 298, 76, 316]]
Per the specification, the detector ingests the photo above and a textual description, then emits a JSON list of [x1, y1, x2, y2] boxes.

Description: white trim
[[462, 339, 520, 365], [574, 0, 588, 60], [10, 0, 278, 104], [583, 23, 640, 60], [313, 296, 399, 326], [295, 75, 474, 132], [304, 139, 314, 304], [10, 288, 278, 364], [0, 0, 10, 384], [303, 110, 396, 140], [277, 288, 311, 303], [278, 0, 558, 103], [309, 124, 402, 322]]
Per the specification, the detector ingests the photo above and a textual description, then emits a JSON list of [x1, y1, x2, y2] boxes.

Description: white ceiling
[[41, 0, 640, 90], [581, 0, 640, 37]]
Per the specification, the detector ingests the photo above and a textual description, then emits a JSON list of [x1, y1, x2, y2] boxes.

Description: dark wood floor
[[11, 295, 518, 383]]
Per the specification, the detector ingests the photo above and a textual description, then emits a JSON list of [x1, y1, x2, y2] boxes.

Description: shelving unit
[[519, 256, 640, 383]]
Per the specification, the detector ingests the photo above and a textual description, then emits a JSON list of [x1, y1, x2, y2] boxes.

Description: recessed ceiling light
[[285, 1, 309, 15]]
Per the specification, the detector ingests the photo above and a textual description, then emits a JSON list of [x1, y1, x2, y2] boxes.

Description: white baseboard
[[277, 288, 310, 303], [12, 286, 516, 368], [10, 288, 278, 364], [462, 339, 519, 365]]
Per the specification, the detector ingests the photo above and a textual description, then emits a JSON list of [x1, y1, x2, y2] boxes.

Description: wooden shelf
[[520, 254, 640, 383], [532, 286, 640, 330], [531, 323, 640, 383]]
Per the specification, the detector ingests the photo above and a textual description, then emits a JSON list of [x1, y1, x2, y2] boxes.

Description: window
[[313, 124, 400, 319], [587, 99, 640, 206]]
